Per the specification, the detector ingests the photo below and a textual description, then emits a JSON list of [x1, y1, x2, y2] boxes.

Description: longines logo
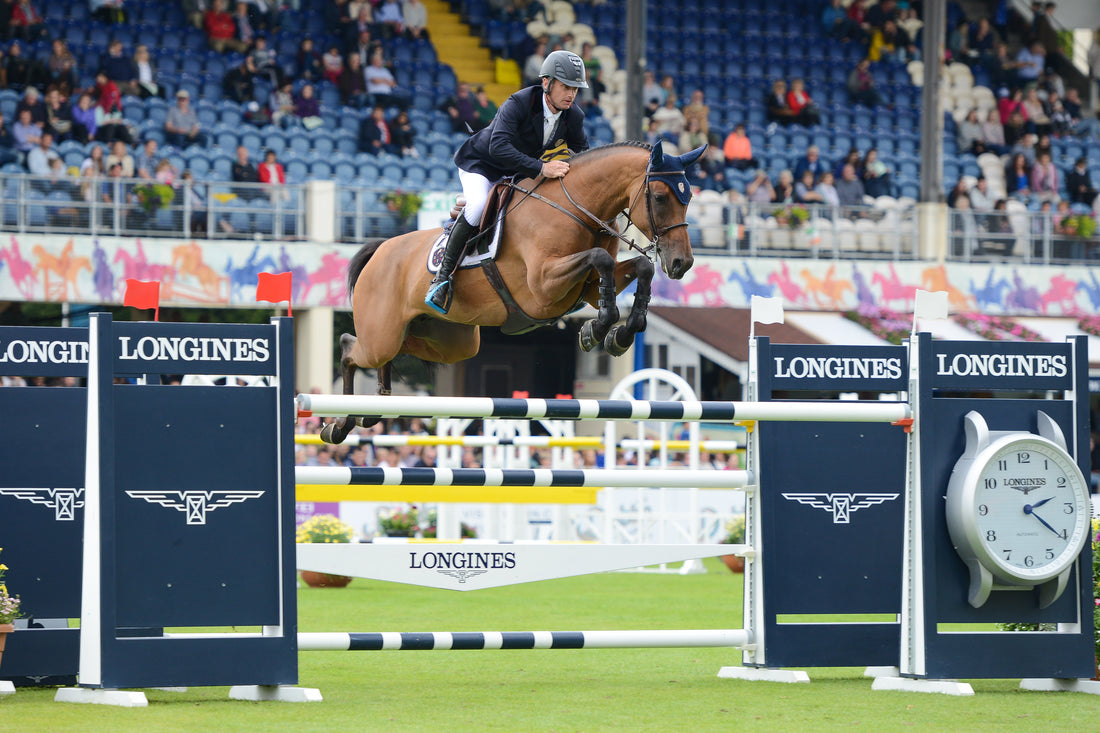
[[125, 490, 265, 525], [408, 551, 516, 583], [773, 356, 903, 381], [0, 339, 88, 364], [0, 487, 85, 520], [117, 336, 270, 363], [781, 493, 898, 524], [935, 352, 1067, 378]]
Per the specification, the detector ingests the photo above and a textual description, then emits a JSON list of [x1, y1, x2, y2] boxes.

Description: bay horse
[[320, 141, 705, 445]]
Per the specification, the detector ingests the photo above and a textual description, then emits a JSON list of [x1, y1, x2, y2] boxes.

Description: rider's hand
[[541, 160, 570, 178]]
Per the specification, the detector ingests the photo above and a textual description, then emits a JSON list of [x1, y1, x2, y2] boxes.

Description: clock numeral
[[997, 459, 1008, 471], [983, 478, 997, 489], [1057, 476, 1066, 487], [978, 504, 989, 516], [1002, 549, 1011, 561], [1064, 502, 1074, 514], [1024, 555, 1034, 567], [1045, 549, 1055, 560], [1058, 528, 1068, 540], [1043, 458, 1050, 470], [1016, 451, 1031, 464], [986, 529, 997, 542]]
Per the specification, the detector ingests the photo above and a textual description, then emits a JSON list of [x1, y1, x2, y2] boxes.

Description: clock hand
[[1029, 496, 1053, 509], [1023, 504, 1064, 538]]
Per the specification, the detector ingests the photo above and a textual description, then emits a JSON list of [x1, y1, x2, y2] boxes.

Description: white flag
[[751, 295, 784, 325], [913, 290, 949, 321]]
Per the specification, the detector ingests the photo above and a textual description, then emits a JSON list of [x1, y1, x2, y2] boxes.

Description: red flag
[[257, 271, 293, 317], [123, 279, 160, 321]]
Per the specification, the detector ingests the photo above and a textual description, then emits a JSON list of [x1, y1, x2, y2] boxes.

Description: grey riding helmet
[[539, 50, 589, 88]]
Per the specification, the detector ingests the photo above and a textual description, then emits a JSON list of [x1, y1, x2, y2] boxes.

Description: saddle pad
[[426, 209, 504, 275]]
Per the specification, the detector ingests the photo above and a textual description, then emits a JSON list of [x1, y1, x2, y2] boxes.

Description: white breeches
[[457, 168, 493, 226]]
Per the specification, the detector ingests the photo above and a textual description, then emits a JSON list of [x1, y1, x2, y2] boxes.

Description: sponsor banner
[[297, 542, 738, 592], [111, 322, 277, 375], [931, 341, 1073, 391], [768, 344, 907, 392], [0, 326, 89, 376]]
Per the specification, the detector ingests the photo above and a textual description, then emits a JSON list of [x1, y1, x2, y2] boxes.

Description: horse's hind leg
[[604, 255, 655, 357], [319, 333, 362, 444]]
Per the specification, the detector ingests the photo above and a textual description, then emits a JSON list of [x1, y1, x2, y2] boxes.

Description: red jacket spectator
[[94, 74, 123, 116], [258, 156, 285, 184], [11, 0, 42, 26], [204, 0, 237, 42]]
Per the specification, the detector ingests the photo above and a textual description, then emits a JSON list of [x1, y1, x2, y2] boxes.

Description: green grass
[[1, 558, 1096, 732]]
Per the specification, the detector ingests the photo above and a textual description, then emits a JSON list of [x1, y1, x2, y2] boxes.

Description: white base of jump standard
[[716, 666, 810, 684], [0, 681, 15, 696], [229, 685, 323, 703], [54, 688, 150, 707], [1019, 678, 1100, 695], [870, 677, 975, 696]]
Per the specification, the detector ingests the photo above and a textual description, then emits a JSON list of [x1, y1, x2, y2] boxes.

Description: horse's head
[[643, 143, 705, 280]]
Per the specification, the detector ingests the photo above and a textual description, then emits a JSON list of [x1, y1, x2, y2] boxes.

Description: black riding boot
[[425, 216, 475, 315]]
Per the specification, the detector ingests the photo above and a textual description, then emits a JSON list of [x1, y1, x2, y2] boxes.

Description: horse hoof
[[355, 416, 381, 429], [320, 422, 345, 445], [604, 326, 631, 357], [579, 321, 600, 352]]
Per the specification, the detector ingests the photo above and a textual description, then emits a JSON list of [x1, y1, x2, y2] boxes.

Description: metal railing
[[947, 208, 1099, 263]]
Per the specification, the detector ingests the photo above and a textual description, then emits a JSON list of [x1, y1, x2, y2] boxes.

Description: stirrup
[[426, 278, 453, 315]]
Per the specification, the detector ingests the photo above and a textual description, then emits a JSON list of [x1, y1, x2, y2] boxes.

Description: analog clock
[[945, 410, 1091, 609]]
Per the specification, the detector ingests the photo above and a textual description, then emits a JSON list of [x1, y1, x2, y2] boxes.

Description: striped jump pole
[[295, 466, 752, 490], [294, 434, 741, 453], [296, 394, 911, 424], [297, 629, 750, 651]]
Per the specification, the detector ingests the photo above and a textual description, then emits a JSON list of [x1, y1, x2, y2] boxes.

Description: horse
[[319, 141, 704, 444]]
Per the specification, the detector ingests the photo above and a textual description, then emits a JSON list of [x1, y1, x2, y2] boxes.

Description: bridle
[[508, 162, 690, 259]]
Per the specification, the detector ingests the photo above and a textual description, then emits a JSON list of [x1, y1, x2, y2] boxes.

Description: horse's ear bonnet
[[646, 143, 707, 205]]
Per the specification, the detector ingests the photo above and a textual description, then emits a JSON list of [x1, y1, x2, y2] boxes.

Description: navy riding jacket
[[453, 85, 589, 182]]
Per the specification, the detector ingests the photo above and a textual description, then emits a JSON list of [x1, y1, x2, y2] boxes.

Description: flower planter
[[300, 571, 352, 588], [0, 623, 13, 669], [721, 554, 745, 573]]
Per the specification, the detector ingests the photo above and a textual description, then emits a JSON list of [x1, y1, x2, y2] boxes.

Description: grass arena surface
[[0, 558, 1095, 732]]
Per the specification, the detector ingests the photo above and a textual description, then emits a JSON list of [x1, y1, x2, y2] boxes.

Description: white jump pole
[[297, 629, 750, 651]]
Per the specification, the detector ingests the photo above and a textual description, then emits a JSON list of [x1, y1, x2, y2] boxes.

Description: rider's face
[[544, 80, 578, 112]]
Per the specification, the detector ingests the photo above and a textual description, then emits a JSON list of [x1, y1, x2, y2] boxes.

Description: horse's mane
[[569, 140, 652, 165]]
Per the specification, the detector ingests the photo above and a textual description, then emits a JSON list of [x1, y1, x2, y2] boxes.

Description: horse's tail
[[346, 238, 387, 302]]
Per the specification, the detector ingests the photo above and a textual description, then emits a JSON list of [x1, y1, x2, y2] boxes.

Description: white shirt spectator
[[364, 62, 396, 95], [27, 141, 60, 176]]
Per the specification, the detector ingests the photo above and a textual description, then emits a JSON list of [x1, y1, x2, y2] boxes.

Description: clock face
[[968, 436, 1090, 582]]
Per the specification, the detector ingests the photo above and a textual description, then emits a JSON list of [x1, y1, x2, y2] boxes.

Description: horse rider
[[425, 49, 591, 315]]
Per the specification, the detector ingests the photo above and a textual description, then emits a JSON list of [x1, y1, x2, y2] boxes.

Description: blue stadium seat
[[313, 133, 335, 156], [286, 159, 308, 180], [287, 132, 310, 156], [309, 160, 333, 180]]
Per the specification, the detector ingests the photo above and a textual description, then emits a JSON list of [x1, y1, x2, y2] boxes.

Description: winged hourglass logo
[[0, 488, 85, 521], [781, 493, 898, 524], [125, 490, 265, 525]]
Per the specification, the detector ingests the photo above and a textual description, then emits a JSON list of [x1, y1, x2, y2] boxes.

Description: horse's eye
[[653, 193, 668, 205]]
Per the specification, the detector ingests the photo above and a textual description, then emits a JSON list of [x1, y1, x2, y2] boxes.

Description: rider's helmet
[[539, 50, 589, 89]]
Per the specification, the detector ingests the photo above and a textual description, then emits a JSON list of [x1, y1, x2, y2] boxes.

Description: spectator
[[578, 42, 604, 106], [723, 124, 757, 170], [835, 164, 865, 207], [794, 169, 824, 204], [46, 39, 77, 97], [322, 45, 344, 85], [861, 148, 893, 197], [154, 157, 177, 185], [472, 86, 497, 132], [231, 145, 262, 201], [1067, 157, 1097, 206], [402, 0, 429, 40], [793, 145, 827, 181], [688, 138, 729, 193], [258, 148, 288, 202], [104, 139, 135, 177], [773, 169, 794, 203], [15, 85, 45, 126], [1047, 92, 1072, 136], [5, 41, 43, 92], [351, 28, 382, 67], [181, 169, 233, 235], [897, 5, 923, 43], [297, 38, 324, 83], [816, 171, 840, 207], [79, 142, 105, 178], [968, 175, 994, 211], [980, 108, 1008, 154], [90, 0, 126, 24], [1003, 110, 1028, 147], [765, 80, 796, 125], [338, 52, 368, 107], [1030, 150, 1059, 201], [375, 0, 404, 39], [390, 109, 417, 157], [10, 0, 46, 42], [11, 108, 41, 156], [986, 43, 1022, 91], [678, 117, 707, 157], [1021, 86, 1051, 136], [785, 78, 820, 126], [847, 59, 884, 107], [245, 0, 279, 32], [233, 1, 256, 49], [100, 38, 138, 96], [71, 92, 98, 143], [847, 0, 872, 37], [164, 89, 207, 149], [100, 161, 135, 228], [294, 83, 323, 130], [223, 57, 257, 104], [92, 72, 132, 144], [642, 70, 664, 117], [1014, 41, 1045, 86], [43, 88, 73, 142], [1005, 152, 1032, 198], [651, 96, 685, 138], [1061, 87, 1082, 128], [269, 80, 295, 127], [205, 0, 246, 53], [249, 35, 283, 87], [957, 109, 985, 153], [133, 138, 159, 180], [0, 111, 19, 167], [947, 18, 970, 61], [1013, 131, 1038, 163], [869, 20, 916, 64], [834, 147, 861, 179], [745, 168, 774, 204], [967, 17, 998, 65], [681, 89, 709, 137], [182, 0, 207, 29], [359, 105, 395, 155], [364, 50, 399, 108], [442, 81, 477, 133], [865, 0, 897, 30], [823, 0, 859, 40], [133, 44, 161, 98], [25, 129, 58, 185], [523, 37, 548, 87]]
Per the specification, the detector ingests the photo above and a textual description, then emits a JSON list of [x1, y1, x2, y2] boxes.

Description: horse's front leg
[[528, 248, 619, 353], [572, 248, 619, 353], [319, 333, 361, 444], [603, 255, 654, 357]]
